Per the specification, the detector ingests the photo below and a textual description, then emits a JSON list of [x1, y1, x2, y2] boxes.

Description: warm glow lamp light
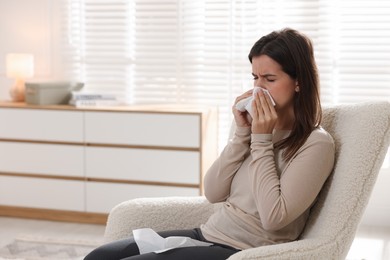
[[6, 53, 34, 102]]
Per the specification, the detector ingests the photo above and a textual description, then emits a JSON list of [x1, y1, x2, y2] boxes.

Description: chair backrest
[[228, 102, 390, 259], [299, 102, 390, 259]]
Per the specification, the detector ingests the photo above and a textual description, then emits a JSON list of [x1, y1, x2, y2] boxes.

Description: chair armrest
[[104, 197, 341, 260], [104, 196, 215, 242]]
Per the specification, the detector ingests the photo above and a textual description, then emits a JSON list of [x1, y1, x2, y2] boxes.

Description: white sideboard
[[0, 102, 217, 223]]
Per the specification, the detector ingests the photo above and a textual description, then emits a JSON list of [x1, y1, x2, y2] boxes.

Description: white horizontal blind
[[332, 0, 390, 104], [60, 0, 133, 101], [62, 0, 390, 151]]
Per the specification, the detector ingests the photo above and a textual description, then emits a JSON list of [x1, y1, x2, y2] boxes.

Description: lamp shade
[[6, 53, 34, 78]]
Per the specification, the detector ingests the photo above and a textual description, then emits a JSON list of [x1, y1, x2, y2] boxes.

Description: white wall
[[0, 0, 62, 100]]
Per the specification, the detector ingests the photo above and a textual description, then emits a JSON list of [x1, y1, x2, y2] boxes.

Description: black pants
[[84, 229, 239, 260]]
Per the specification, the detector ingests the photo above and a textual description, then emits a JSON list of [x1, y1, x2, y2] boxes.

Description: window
[[61, 0, 390, 151]]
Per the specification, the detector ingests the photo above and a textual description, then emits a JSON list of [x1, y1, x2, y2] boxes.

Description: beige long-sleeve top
[[200, 126, 335, 250]]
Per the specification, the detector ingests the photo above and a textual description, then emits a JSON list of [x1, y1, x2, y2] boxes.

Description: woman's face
[[251, 55, 297, 110]]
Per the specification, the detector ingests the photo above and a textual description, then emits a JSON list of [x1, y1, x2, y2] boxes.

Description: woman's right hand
[[232, 90, 253, 127]]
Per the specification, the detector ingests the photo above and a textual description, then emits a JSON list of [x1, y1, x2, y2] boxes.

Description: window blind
[[61, 0, 133, 101], [61, 0, 390, 152], [332, 0, 390, 104]]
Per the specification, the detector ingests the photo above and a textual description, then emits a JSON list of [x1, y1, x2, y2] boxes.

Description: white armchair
[[104, 102, 390, 260]]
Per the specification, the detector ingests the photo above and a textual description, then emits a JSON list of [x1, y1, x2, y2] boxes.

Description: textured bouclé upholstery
[[104, 102, 390, 260]]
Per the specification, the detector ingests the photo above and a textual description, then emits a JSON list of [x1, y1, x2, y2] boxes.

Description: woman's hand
[[251, 90, 278, 134], [232, 90, 253, 127]]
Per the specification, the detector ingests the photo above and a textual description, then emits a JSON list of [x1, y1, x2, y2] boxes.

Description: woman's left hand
[[251, 90, 278, 134]]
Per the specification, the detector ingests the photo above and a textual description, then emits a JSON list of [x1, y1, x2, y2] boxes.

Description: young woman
[[84, 28, 335, 260]]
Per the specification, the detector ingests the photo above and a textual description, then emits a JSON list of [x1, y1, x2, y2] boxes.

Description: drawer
[[85, 146, 200, 184], [0, 108, 83, 142], [0, 176, 84, 211], [0, 142, 84, 177], [86, 182, 199, 213], [84, 111, 200, 148]]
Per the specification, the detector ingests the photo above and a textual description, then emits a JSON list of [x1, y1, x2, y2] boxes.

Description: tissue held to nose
[[235, 87, 276, 117]]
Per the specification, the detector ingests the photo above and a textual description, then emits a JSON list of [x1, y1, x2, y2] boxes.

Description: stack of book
[[69, 91, 122, 107]]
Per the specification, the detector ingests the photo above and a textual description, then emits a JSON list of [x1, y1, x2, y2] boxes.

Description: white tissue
[[133, 228, 213, 254], [235, 87, 275, 117]]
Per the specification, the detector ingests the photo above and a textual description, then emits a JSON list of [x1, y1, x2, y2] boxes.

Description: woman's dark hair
[[248, 28, 322, 161]]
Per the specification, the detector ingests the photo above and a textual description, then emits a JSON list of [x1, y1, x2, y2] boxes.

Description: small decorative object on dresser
[[5, 53, 34, 102], [25, 81, 84, 105]]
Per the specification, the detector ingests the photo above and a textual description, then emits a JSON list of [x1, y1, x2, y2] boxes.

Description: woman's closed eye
[[252, 72, 277, 82], [252, 73, 258, 81]]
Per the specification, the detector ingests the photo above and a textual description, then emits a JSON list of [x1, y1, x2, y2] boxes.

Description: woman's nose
[[256, 78, 267, 87], [254, 78, 261, 87]]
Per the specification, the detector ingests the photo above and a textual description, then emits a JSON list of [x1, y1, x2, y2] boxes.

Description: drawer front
[[86, 182, 199, 213], [0, 108, 83, 142], [85, 112, 200, 148], [0, 176, 84, 211], [85, 147, 200, 184], [0, 142, 84, 177]]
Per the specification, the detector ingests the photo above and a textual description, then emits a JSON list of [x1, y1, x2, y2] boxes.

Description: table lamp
[[6, 53, 34, 102]]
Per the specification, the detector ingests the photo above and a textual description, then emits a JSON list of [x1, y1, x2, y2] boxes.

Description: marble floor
[[0, 216, 389, 260]]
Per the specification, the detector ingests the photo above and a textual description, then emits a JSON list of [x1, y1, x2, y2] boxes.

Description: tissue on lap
[[133, 228, 213, 254]]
